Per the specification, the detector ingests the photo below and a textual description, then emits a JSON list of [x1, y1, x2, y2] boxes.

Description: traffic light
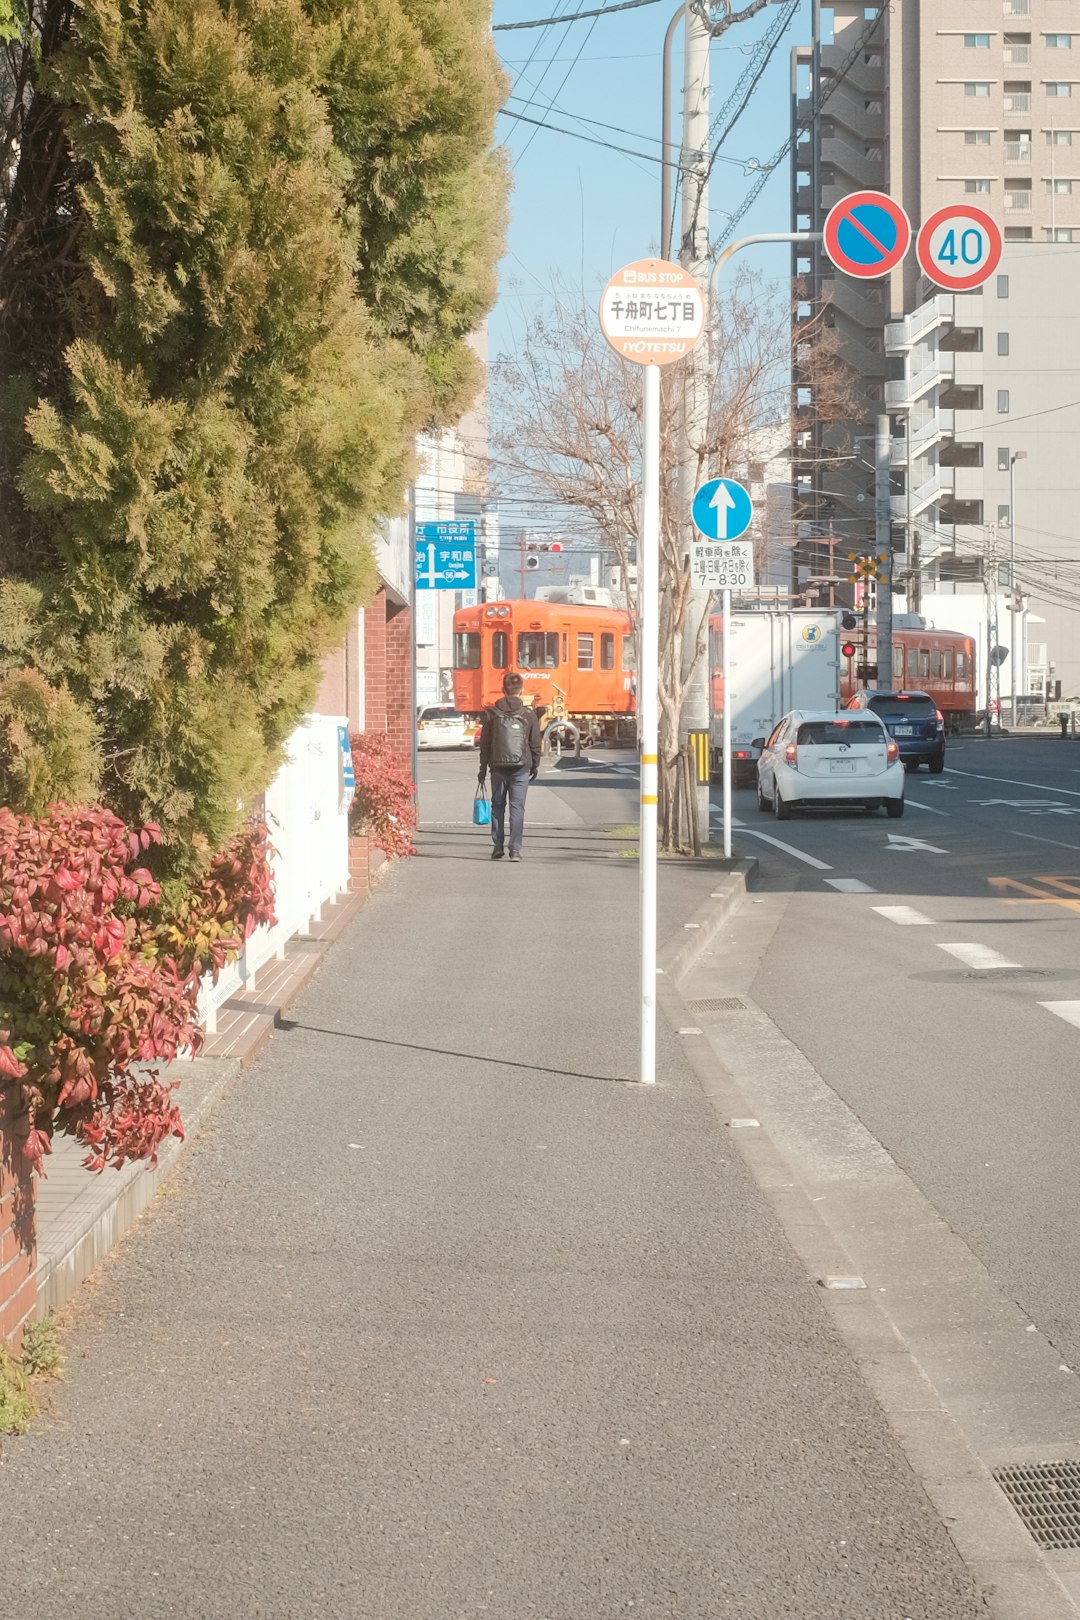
[[842, 641, 857, 660], [841, 612, 858, 631]]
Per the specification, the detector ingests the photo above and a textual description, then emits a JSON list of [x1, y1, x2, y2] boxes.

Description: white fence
[[197, 714, 352, 1033]]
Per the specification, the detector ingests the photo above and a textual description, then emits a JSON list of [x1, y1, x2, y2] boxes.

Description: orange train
[[452, 600, 979, 737]]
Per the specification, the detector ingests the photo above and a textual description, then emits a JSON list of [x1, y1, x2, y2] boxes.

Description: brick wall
[[364, 592, 389, 732], [386, 602, 413, 765], [0, 1091, 36, 1349]]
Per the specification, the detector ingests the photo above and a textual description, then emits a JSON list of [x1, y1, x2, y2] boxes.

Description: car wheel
[[885, 796, 904, 819], [929, 755, 945, 774], [756, 777, 770, 812], [904, 760, 919, 774], [773, 786, 791, 821]]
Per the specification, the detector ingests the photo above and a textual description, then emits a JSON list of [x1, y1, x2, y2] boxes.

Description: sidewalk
[[0, 753, 985, 1619]]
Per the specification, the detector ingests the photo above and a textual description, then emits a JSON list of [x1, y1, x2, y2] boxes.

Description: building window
[[964, 34, 990, 48], [998, 504, 1011, 525], [1048, 129, 1075, 145], [601, 633, 615, 670], [576, 632, 594, 671], [998, 447, 1010, 470], [1048, 226, 1079, 240], [1046, 35, 1074, 50], [965, 130, 992, 146], [1047, 82, 1074, 97], [1004, 226, 1032, 238], [998, 389, 1011, 412], [965, 178, 992, 192], [997, 331, 1010, 355], [964, 82, 992, 97], [997, 273, 1010, 297], [1049, 177, 1075, 192]]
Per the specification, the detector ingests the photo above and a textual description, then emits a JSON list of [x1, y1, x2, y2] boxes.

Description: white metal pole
[[640, 363, 661, 1087], [721, 586, 732, 857], [1010, 454, 1017, 728]]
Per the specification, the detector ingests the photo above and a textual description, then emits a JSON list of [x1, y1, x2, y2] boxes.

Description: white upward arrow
[[423, 543, 437, 588], [709, 481, 738, 539], [887, 832, 948, 854]]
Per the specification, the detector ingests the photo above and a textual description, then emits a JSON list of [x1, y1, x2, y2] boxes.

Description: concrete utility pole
[[1009, 450, 1027, 726], [874, 414, 893, 691], [677, 2, 712, 839]]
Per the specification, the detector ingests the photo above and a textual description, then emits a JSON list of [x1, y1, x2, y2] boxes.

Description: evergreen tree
[[0, 0, 506, 866]]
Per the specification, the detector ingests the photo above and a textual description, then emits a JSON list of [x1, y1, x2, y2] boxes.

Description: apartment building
[[792, 0, 1080, 699]]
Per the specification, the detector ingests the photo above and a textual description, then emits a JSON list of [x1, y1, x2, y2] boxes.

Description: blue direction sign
[[691, 477, 753, 542], [415, 520, 477, 591], [823, 189, 911, 280]]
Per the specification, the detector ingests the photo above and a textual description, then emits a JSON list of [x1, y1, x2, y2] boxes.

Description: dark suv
[[845, 690, 945, 773]]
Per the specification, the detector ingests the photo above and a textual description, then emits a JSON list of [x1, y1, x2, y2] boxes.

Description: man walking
[[478, 671, 541, 862]]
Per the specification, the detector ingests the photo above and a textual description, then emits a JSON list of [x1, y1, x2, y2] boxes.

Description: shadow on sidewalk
[[276, 1019, 635, 1084]]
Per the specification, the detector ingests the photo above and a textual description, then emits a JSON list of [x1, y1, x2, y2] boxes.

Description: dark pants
[[491, 765, 530, 855]]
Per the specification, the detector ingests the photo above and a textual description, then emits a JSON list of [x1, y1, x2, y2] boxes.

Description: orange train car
[[452, 599, 636, 740]]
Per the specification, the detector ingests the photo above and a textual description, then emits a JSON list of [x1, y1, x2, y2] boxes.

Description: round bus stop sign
[[916, 204, 1002, 291], [823, 190, 911, 280], [599, 259, 705, 367]]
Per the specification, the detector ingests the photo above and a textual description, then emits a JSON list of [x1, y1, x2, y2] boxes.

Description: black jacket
[[479, 696, 542, 772]]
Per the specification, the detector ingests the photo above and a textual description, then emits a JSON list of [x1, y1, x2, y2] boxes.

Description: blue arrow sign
[[415, 520, 477, 591], [691, 477, 753, 542]]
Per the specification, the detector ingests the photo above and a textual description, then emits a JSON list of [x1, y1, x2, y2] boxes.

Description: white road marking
[[725, 824, 833, 869], [1009, 829, 1080, 851], [1039, 1001, 1080, 1031], [938, 942, 1022, 970], [824, 878, 876, 893], [905, 799, 951, 817], [947, 767, 1080, 799], [886, 833, 948, 854], [873, 905, 935, 926]]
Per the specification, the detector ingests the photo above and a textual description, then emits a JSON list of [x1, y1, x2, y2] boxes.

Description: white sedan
[[755, 709, 905, 819], [416, 705, 478, 750]]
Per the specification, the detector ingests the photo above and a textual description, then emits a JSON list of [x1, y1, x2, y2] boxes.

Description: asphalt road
[[712, 733, 1080, 1375]]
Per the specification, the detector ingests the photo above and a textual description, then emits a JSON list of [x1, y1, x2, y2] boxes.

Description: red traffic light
[[842, 641, 856, 659], [548, 541, 563, 554]]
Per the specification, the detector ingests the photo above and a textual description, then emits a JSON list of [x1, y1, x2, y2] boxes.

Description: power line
[[498, 106, 681, 167], [494, 0, 662, 29], [513, 9, 601, 169]]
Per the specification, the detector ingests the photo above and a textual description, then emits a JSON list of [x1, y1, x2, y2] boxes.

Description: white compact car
[[416, 704, 478, 750], [755, 709, 905, 820]]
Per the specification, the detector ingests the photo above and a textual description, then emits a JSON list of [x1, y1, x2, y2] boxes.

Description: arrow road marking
[[886, 832, 948, 854], [709, 481, 737, 539], [1040, 1002, 1080, 1032]]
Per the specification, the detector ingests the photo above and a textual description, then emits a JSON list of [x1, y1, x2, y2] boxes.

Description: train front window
[[601, 633, 615, 670], [517, 632, 559, 669], [931, 650, 942, 679], [907, 647, 918, 681], [454, 632, 481, 670], [892, 646, 904, 680], [918, 648, 931, 679], [491, 631, 508, 670], [957, 650, 970, 678], [577, 633, 594, 670]]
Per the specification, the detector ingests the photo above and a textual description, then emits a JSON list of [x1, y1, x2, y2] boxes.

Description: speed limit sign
[[916, 204, 1002, 291]]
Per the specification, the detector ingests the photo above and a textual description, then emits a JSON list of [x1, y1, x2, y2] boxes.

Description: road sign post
[[691, 476, 753, 860], [600, 258, 704, 1088]]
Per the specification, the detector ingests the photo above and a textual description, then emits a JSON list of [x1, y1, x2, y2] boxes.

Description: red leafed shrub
[[0, 805, 277, 1175], [349, 732, 416, 858]]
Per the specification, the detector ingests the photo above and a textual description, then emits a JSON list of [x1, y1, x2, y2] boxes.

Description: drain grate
[[994, 1461, 1080, 1549], [688, 996, 747, 1013], [964, 969, 1058, 983]]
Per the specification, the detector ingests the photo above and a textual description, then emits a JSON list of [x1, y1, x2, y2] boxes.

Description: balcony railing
[[1004, 140, 1033, 163], [1005, 94, 1032, 112], [1004, 0, 1031, 16], [1004, 190, 1033, 210], [1005, 45, 1031, 64]]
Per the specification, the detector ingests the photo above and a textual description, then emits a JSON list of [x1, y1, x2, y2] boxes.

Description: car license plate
[[894, 725, 913, 736], [829, 760, 856, 774]]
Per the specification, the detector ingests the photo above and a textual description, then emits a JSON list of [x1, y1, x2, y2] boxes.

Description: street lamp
[[1010, 450, 1027, 726]]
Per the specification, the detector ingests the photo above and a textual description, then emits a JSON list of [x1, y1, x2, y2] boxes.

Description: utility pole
[[984, 524, 1000, 739], [875, 414, 893, 691], [677, 2, 712, 840], [1009, 450, 1027, 726]]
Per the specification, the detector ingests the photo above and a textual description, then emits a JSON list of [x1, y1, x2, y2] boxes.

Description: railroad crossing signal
[[846, 551, 889, 585]]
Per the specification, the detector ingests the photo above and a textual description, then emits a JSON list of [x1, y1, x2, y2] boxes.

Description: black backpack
[[489, 707, 530, 768]]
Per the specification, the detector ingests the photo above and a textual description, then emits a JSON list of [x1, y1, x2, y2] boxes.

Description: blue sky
[[490, 0, 811, 360]]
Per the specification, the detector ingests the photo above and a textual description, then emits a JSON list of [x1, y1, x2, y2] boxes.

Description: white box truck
[[709, 608, 842, 784]]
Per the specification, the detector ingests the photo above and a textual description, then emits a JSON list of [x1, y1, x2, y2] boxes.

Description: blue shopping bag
[[473, 787, 491, 827]]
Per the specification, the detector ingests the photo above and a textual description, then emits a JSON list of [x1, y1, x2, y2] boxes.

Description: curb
[[658, 857, 758, 984]]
